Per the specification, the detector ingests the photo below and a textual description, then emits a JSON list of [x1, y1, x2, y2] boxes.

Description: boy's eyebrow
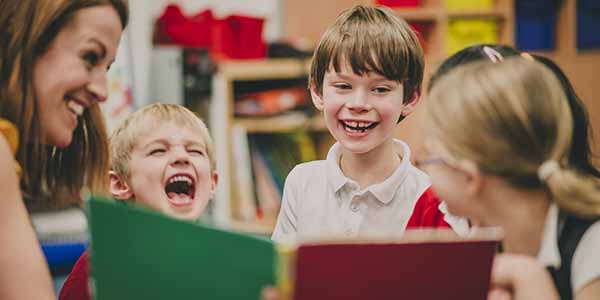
[[326, 71, 396, 84], [141, 138, 207, 147], [185, 140, 207, 148], [140, 139, 168, 149]]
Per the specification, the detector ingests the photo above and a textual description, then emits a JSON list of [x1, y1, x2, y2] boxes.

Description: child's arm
[[271, 167, 301, 242], [488, 254, 558, 300], [0, 136, 55, 300]]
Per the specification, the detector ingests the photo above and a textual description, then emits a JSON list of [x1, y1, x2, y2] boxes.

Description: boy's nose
[[171, 148, 191, 166], [346, 91, 370, 112]]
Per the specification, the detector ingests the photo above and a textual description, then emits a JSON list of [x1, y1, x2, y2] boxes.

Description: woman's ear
[[310, 84, 324, 111], [109, 171, 133, 201]]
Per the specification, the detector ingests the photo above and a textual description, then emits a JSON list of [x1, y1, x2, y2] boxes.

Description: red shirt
[[406, 187, 450, 229], [59, 250, 91, 300]]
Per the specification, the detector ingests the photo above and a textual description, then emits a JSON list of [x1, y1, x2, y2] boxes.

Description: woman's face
[[32, 5, 123, 147]]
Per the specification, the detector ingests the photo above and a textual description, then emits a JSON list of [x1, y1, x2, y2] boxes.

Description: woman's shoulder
[[0, 118, 19, 154], [0, 118, 21, 176]]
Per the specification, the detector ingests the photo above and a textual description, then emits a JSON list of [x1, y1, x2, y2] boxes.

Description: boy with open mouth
[[59, 103, 218, 300]]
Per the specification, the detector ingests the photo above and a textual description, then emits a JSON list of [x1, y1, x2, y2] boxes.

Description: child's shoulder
[[290, 159, 327, 175], [285, 160, 328, 184]]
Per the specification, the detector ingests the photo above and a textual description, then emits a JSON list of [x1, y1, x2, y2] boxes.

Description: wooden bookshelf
[[210, 59, 330, 235]]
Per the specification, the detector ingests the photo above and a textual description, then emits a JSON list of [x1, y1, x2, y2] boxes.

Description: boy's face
[[110, 122, 218, 221], [311, 63, 419, 154]]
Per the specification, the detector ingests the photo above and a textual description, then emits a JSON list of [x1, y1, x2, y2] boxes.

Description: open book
[[89, 196, 501, 300]]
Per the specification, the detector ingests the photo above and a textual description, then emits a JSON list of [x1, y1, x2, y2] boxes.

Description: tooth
[[67, 100, 84, 115]]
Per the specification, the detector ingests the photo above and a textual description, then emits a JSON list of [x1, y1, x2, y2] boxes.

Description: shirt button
[[350, 203, 359, 212]]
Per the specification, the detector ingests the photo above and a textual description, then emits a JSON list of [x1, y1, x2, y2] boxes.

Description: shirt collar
[[326, 139, 411, 204], [536, 203, 561, 268]]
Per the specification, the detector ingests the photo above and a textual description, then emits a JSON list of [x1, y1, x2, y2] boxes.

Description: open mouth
[[164, 174, 196, 207], [340, 120, 379, 133]]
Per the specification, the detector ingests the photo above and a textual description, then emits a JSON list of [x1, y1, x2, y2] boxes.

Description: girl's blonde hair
[[110, 103, 216, 181], [0, 0, 128, 209], [426, 58, 600, 218]]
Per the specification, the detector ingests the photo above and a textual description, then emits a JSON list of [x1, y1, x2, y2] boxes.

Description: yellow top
[[0, 118, 21, 177]]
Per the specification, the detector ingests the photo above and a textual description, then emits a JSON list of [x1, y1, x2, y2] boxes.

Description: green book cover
[[88, 197, 275, 300]]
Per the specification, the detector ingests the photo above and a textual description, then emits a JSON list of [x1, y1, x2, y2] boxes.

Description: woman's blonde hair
[[110, 103, 216, 181], [426, 58, 600, 218], [0, 0, 129, 209]]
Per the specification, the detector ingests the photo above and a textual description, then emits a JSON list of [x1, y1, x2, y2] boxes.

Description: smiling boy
[[271, 5, 457, 243]]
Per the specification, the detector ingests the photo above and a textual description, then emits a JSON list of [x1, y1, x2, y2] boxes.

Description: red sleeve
[[406, 187, 450, 229], [59, 250, 91, 300]]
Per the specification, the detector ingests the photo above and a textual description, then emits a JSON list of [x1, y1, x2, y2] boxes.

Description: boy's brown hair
[[110, 103, 216, 181], [309, 5, 424, 104]]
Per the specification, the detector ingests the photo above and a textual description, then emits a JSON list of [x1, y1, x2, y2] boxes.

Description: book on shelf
[[231, 123, 257, 222], [89, 196, 501, 300]]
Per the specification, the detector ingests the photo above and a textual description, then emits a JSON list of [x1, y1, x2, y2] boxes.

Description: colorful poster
[[101, 30, 135, 133]]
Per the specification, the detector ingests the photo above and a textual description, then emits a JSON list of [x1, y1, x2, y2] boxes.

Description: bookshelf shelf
[[393, 8, 439, 22], [235, 113, 326, 133], [218, 58, 310, 81], [446, 9, 507, 19]]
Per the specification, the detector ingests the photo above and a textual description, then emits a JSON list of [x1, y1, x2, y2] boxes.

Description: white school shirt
[[537, 204, 600, 291], [271, 139, 464, 243]]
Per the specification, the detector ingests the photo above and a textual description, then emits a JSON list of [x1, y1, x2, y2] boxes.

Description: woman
[[0, 1, 128, 299]]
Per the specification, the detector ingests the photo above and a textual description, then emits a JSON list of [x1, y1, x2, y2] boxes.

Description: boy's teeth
[[67, 100, 84, 116], [168, 175, 192, 184]]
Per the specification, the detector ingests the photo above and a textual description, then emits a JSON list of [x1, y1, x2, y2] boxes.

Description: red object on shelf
[[154, 5, 214, 47], [211, 15, 266, 60], [153, 5, 266, 60], [409, 22, 430, 53], [376, 0, 422, 7]]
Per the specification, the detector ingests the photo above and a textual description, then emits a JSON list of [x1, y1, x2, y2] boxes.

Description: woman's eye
[[83, 52, 100, 68]]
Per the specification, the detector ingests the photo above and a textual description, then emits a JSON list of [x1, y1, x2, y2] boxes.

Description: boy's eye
[[372, 86, 391, 94], [189, 149, 205, 156], [82, 51, 100, 68], [333, 83, 352, 90], [149, 148, 166, 156]]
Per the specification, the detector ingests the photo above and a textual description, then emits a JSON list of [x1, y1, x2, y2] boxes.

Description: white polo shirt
[[271, 139, 461, 243], [537, 204, 600, 291]]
